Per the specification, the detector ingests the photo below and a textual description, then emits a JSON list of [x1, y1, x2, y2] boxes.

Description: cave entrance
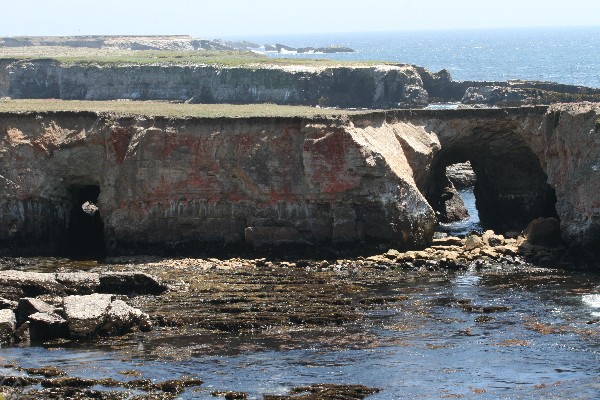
[[427, 133, 559, 236], [63, 185, 106, 260]]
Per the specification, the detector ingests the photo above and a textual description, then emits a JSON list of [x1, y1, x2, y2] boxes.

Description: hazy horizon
[[2, 0, 600, 37]]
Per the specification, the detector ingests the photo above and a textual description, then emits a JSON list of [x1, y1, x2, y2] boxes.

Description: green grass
[[0, 99, 368, 118], [0, 47, 395, 67]]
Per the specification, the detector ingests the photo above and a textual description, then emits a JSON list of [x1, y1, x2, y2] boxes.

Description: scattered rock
[[264, 384, 380, 400], [211, 391, 249, 399], [101, 299, 152, 335], [0, 308, 16, 344], [482, 230, 504, 247], [24, 366, 66, 378], [464, 235, 484, 251]]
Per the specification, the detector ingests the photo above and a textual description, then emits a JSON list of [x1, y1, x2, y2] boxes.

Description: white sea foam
[[582, 294, 600, 308]]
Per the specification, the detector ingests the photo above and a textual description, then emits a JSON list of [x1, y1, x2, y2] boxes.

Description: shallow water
[[2, 262, 600, 399]]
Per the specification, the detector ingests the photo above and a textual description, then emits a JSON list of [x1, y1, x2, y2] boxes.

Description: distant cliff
[[0, 60, 429, 108], [1, 58, 599, 109]]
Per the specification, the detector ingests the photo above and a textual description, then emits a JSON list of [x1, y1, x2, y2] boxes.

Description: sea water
[[243, 26, 600, 87]]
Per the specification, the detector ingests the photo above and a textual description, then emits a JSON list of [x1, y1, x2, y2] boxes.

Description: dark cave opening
[[427, 135, 559, 236], [63, 185, 106, 260]]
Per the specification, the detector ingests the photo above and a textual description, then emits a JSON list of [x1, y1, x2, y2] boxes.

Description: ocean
[[241, 26, 600, 88]]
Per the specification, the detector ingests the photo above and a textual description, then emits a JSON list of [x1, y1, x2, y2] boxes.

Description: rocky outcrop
[[1, 104, 600, 258], [0, 271, 165, 300], [446, 162, 476, 189], [0, 111, 437, 255], [0, 60, 428, 108]]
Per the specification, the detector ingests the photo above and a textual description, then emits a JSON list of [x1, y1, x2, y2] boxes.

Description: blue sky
[[2, 0, 599, 37]]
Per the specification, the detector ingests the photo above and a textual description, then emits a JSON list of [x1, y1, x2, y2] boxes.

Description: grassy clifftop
[[0, 47, 392, 67], [0, 99, 368, 118]]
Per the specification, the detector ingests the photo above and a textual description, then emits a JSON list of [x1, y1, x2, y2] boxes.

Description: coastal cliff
[[1, 103, 600, 256], [0, 60, 428, 108], [0, 110, 437, 254]]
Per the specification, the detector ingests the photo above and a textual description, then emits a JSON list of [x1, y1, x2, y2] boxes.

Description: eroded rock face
[[0, 112, 437, 254], [1, 104, 600, 257]]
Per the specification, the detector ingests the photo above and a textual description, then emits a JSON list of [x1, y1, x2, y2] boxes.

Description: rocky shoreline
[[0, 221, 585, 398]]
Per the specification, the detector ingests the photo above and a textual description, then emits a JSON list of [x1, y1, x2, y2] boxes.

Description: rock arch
[[413, 108, 558, 233]]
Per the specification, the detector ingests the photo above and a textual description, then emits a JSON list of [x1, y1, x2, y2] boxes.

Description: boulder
[[63, 294, 113, 338], [0, 308, 16, 344], [16, 297, 57, 325], [55, 272, 100, 295], [29, 312, 69, 341], [63, 294, 151, 338], [482, 230, 504, 247], [100, 299, 151, 335], [98, 272, 167, 295], [464, 235, 484, 251], [0, 271, 66, 300], [522, 217, 562, 247]]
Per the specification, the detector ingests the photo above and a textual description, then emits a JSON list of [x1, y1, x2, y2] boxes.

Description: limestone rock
[[63, 293, 113, 338], [446, 162, 476, 189], [29, 312, 68, 341], [98, 272, 167, 295], [0, 271, 66, 300], [0, 308, 16, 344], [55, 272, 100, 295], [464, 235, 484, 251], [482, 230, 504, 247], [63, 294, 151, 338], [522, 218, 561, 247], [16, 297, 57, 325], [100, 299, 151, 335]]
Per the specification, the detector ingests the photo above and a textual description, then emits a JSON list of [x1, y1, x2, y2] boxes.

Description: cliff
[[1, 103, 599, 257], [0, 110, 437, 255], [0, 60, 428, 109]]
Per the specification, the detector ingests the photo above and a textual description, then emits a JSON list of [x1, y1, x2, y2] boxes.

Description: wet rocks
[[264, 384, 380, 400]]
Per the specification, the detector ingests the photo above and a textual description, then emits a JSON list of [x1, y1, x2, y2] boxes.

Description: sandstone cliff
[[0, 111, 437, 255], [1, 104, 599, 257]]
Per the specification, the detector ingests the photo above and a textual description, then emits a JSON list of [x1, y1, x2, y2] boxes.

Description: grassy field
[[0, 99, 369, 118], [0, 47, 393, 67]]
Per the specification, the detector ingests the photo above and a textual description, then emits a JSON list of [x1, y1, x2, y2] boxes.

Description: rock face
[[0, 60, 428, 109], [1, 104, 600, 257], [0, 112, 437, 254]]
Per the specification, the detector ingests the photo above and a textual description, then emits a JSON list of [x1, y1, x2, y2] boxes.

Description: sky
[[1, 0, 599, 38]]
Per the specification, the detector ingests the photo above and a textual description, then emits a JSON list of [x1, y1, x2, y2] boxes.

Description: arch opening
[[62, 185, 106, 260], [427, 131, 558, 236]]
